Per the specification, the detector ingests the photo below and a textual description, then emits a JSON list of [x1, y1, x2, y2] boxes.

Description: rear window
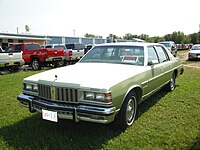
[[66, 44, 84, 50], [54, 45, 66, 49], [45, 45, 52, 48]]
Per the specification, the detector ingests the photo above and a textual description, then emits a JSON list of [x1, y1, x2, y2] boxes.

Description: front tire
[[115, 91, 138, 129]]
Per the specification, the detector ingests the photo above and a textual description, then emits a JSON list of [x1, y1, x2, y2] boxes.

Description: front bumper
[[188, 53, 200, 60], [17, 93, 116, 124]]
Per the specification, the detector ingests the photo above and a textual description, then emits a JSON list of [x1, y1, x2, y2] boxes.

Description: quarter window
[[155, 46, 169, 62]]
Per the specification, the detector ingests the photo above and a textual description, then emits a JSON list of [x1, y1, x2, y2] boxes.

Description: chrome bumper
[[17, 93, 116, 124]]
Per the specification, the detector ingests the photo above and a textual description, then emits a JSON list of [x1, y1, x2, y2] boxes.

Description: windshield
[[159, 43, 171, 47], [191, 45, 200, 50], [80, 45, 144, 66]]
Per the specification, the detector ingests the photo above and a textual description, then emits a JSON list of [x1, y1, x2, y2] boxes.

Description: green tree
[[189, 33, 200, 44], [123, 33, 139, 40], [138, 34, 149, 41], [84, 33, 102, 38]]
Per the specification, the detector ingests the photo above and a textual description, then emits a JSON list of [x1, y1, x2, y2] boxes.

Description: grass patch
[[0, 68, 199, 150]]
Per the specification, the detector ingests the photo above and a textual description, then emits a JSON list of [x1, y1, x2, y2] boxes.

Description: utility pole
[[73, 29, 76, 36]]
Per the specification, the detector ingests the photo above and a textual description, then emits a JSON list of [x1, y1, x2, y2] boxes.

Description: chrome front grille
[[38, 84, 79, 103]]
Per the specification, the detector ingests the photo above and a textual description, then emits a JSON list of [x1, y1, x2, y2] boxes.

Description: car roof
[[192, 44, 200, 46], [94, 42, 161, 47], [46, 44, 65, 46], [158, 41, 174, 43]]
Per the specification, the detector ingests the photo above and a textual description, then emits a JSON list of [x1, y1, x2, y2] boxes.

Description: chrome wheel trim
[[32, 60, 39, 70], [170, 74, 175, 91], [126, 97, 136, 125]]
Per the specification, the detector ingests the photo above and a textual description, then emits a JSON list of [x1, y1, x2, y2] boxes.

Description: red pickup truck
[[6, 43, 65, 70]]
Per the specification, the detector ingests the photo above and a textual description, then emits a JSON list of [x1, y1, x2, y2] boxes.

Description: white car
[[0, 46, 24, 71], [188, 44, 200, 60], [65, 43, 85, 63]]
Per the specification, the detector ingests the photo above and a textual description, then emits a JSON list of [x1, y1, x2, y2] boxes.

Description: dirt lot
[[177, 51, 200, 69]]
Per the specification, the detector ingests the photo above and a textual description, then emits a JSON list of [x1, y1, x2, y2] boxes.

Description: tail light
[[68, 51, 72, 57]]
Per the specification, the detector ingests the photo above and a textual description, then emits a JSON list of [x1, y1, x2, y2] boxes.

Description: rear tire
[[166, 72, 176, 91], [31, 59, 41, 70], [13, 66, 20, 72], [115, 91, 138, 129]]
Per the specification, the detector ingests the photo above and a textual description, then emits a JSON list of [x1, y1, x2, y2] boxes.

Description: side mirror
[[148, 60, 159, 66], [171, 46, 176, 50]]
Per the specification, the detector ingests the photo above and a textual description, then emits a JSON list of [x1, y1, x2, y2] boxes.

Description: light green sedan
[[17, 42, 184, 129]]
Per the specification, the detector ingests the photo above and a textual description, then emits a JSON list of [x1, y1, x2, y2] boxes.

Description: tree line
[[85, 31, 200, 44]]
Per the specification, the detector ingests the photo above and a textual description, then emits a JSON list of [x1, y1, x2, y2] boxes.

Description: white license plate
[[42, 109, 58, 122]]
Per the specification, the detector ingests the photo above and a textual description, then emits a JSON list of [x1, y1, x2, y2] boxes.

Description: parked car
[[0, 45, 24, 71], [65, 43, 85, 63], [44, 44, 72, 65], [17, 42, 184, 129], [158, 41, 177, 57], [188, 44, 200, 60], [6, 43, 65, 70]]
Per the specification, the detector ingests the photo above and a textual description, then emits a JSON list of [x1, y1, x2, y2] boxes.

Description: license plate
[[42, 109, 58, 122], [9, 62, 14, 65]]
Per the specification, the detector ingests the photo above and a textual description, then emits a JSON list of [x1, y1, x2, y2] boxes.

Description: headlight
[[84, 91, 112, 103], [23, 83, 38, 92], [85, 92, 95, 100]]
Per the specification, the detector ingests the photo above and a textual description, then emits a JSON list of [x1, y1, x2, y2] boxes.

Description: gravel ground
[[177, 51, 200, 69]]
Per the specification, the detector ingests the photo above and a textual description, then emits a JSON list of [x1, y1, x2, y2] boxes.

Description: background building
[[0, 33, 140, 50]]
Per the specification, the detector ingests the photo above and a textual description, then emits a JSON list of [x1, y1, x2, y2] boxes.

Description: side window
[[147, 46, 159, 62], [25, 44, 41, 50], [155, 46, 169, 63], [45, 45, 52, 48], [15, 45, 22, 52]]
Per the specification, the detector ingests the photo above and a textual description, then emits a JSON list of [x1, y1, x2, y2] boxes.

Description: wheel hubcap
[[126, 98, 135, 123], [32, 61, 39, 69], [170, 75, 175, 90]]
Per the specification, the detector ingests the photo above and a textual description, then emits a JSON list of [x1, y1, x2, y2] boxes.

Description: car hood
[[24, 63, 146, 90], [189, 50, 200, 54]]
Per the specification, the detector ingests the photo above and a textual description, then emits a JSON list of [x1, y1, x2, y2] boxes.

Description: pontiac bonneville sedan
[[17, 42, 184, 129]]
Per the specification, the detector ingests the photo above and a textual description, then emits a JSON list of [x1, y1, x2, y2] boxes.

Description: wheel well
[[129, 87, 142, 103], [174, 69, 178, 78], [31, 56, 40, 62]]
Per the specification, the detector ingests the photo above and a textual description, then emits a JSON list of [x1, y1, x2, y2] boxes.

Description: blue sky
[[0, 0, 199, 38]]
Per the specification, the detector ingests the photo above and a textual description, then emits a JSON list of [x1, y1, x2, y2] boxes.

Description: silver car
[[188, 44, 200, 60]]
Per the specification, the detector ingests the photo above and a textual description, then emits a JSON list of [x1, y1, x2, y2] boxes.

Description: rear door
[[144, 46, 163, 95], [154, 45, 172, 83], [144, 45, 172, 96]]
